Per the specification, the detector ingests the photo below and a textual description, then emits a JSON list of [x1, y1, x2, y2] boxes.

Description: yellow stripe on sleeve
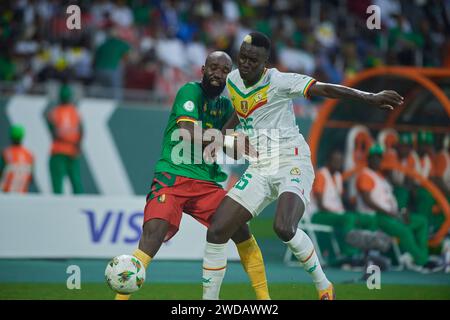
[[303, 79, 317, 98], [176, 116, 198, 124]]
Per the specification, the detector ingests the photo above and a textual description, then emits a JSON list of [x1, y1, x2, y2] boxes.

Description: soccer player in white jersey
[[202, 32, 404, 300]]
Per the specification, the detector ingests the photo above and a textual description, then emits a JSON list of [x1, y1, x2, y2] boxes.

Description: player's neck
[[200, 81, 220, 100], [243, 68, 266, 88]]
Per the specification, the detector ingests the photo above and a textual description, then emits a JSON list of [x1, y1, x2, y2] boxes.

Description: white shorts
[[226, 155, 315, 217]]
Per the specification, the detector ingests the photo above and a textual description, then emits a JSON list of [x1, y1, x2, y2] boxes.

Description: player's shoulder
[[226, 69, 240, 85], [178, 81, 202, 94], [268, 68, 310, 83], [174, 82, 203, 103]]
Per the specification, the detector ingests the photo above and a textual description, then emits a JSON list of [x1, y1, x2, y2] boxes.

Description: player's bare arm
[[220, 112, 257, 159], [178, 121, 217, 147], [308, 82, 404, 110]]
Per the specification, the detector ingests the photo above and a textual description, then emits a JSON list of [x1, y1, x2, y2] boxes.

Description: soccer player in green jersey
[[115, 51, 270, 300]]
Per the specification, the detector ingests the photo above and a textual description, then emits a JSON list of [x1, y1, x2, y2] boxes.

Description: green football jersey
[[154, 82, 234, 183]]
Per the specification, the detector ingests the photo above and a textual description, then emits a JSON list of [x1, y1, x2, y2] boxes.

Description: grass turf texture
[[1, 283, 449, 300]]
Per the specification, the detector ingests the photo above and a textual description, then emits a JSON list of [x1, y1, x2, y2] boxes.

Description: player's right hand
[[370, 90, 404, 110]]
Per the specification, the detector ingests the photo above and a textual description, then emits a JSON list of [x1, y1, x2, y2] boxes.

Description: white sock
[[202, 242, 227, 300], [285, 228, 330, 291]]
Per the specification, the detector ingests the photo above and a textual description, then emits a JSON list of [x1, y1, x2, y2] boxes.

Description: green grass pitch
[[1, 283, 450, 300]]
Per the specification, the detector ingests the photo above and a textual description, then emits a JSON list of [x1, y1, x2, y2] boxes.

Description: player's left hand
[[369, 90, 404, 110]]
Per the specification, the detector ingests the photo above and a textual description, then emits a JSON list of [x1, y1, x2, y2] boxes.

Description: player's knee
[[141, 219, 168, 243], [273, 221, 296, 242], [207, 225, 228, 243]]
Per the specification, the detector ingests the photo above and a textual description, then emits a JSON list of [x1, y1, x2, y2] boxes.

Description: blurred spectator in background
[[0, 125, 34, 193], [93, 26, 130, 100], [433, 134, 450, 198], [47, 84, 83, 194], [355, 144, 438, 272], [383, 132, 415, 210], [311, 150, 377, 263], [407, 131, 444, 235], [0, 46, 16, 82], [0, 0, 448, 104]]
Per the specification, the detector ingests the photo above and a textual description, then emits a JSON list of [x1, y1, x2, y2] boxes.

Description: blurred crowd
[[0, 0, 450, 104]]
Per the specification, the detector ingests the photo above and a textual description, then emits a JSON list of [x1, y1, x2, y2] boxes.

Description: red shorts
[[144, 172, 226, 241]]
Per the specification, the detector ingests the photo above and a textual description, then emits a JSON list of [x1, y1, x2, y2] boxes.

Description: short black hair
[[243, 32, 271, 51]]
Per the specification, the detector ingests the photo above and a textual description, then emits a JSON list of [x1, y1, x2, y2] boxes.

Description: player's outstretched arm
[[308, 82, 404, 110]]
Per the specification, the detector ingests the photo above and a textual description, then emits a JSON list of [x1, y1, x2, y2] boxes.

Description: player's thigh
[[275, 156, 315, 209], [227, 168, 274, 218], [207, 196, 253, 243], [184, 183, 227, 227], [143, 194, 184, 242]]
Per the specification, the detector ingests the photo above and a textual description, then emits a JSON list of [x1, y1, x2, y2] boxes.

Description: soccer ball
[[105, 255, 146, 294]]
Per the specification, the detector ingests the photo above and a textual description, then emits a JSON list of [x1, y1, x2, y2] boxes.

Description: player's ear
[[201, 65, 205, 75]]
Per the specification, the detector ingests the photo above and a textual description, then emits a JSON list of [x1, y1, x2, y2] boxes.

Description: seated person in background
[[433, 134, 450, 198], [0, 125, 34, 193], [382, 132, 415, 209], [356, 144, 440, 272], [311, 149, 377, 263], [430, 134, 450, 242], [407, 131, 443, 235]]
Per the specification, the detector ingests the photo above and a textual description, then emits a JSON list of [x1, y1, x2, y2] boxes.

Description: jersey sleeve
[[428, 158, 436, 177], [272, 70, 317, 99], [172, 83, 202, 124], [357, 172, 375, 193], [406, 154, 416, 170], [312, 171, 326, 195], [433, 153, 447, 177], [382, 150, 398, 167]]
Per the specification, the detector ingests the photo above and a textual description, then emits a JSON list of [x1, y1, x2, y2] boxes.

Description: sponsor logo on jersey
[[290, 167, 301, 175]]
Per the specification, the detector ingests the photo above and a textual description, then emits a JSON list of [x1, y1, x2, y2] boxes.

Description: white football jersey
[[226, 68, 316, 161]]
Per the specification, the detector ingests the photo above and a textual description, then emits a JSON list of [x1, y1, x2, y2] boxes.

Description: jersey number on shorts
[[235, 173, 252, 190]]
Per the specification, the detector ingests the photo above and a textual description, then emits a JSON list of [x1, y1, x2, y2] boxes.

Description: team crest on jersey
[[290, 167, 301, 175], [158, 194, 166, 203], [241, 101, 249, 113], [227, 80, 269, 118]]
